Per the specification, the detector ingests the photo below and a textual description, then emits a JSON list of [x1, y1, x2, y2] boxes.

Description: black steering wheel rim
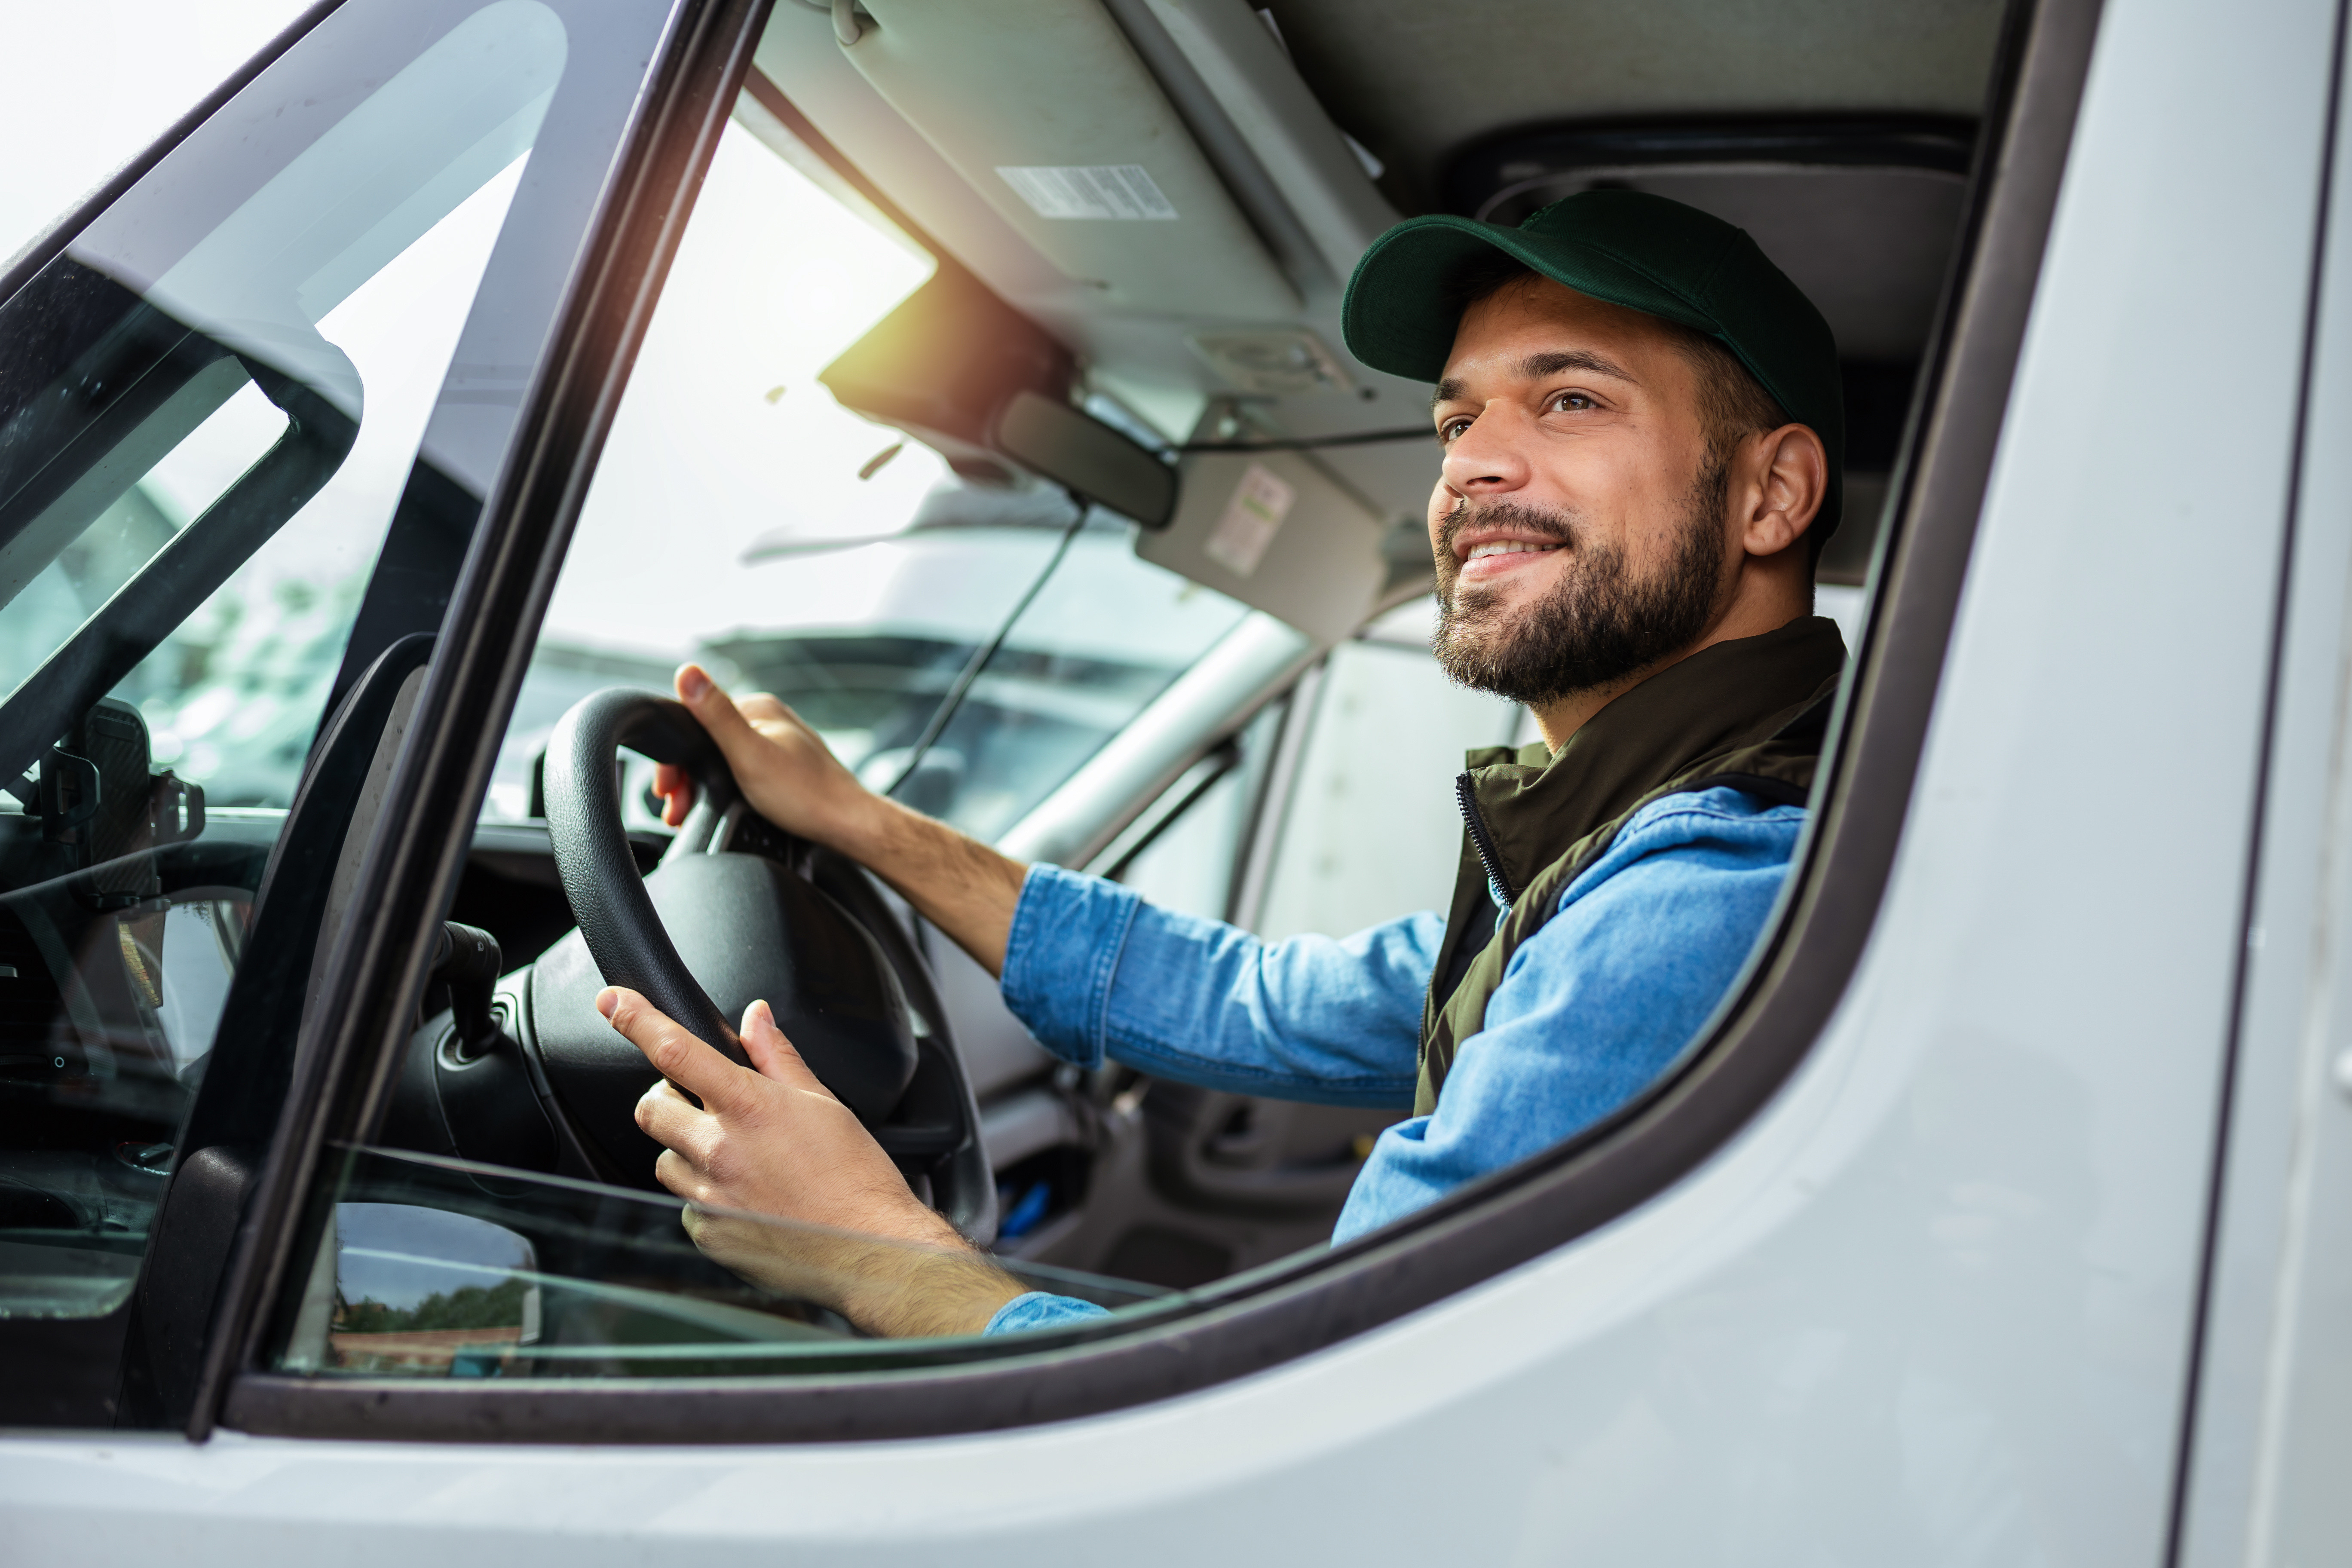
[[515, 686, 994, 1244], [542, 689, 746, 1063]]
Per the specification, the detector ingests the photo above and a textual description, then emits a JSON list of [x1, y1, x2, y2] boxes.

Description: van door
[[0, 0, 752, 1429]]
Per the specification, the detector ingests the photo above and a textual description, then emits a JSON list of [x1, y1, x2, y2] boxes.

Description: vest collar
[[1460, 615, 1848, 903]]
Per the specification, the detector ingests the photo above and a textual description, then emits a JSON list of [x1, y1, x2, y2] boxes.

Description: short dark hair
[[1446, 254, 1817, 566]]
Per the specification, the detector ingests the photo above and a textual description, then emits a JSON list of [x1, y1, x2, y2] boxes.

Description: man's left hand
[[599, 987, 1024, 1338]]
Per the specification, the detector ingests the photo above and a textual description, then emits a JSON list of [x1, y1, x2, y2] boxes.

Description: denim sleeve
[[1331, 787, 1804, 1243], [983, 1290, 1113, 1337], [1001, 865, 1436, 1109]]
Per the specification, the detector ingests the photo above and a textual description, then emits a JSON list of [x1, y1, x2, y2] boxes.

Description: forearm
[[686, 1205, 1026, 1338], [1003, 867, 1433, 1103], [836, 1239, 1030, 1339], [834, 794, 1028, 977]]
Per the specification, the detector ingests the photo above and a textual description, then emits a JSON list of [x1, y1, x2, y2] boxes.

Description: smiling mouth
[[1457, 538, 1566, 582]]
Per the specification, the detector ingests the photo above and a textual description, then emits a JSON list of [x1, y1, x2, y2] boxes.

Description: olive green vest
[[1415, 616, 1847, 1114]]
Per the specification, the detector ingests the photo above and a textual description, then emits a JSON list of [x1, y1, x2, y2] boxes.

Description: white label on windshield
[[1204, 463, 1295, 578], [996, 164, 1178, 220]]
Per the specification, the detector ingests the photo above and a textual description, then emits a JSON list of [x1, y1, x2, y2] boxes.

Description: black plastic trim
[[1445, 113, 1980, 222], [0, 365, 358, 786], [220, 0, 2102, 1444]]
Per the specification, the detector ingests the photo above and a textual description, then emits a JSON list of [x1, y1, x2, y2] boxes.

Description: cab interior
[[0, 0, 2011, 1405], [442, 0, 2006, 1288]]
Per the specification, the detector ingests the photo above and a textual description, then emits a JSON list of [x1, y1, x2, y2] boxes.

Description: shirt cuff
[[983, 1290, 1114, 1336], [1000, 864, 1142, 1067]]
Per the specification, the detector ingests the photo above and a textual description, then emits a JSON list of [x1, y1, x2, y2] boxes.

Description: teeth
[[1466, 541, 1558, 560]]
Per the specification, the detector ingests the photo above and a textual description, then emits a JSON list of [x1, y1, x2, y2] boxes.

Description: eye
[[1549, 390, 1597, 413], [1437, 415, 1474, 443]]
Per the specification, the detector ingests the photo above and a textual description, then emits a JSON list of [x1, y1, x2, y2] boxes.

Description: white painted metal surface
[[2, 1, 2343, 1562], [2178, 10, 2352, 1560]]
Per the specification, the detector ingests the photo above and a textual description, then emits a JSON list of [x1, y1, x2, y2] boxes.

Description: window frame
[[91, 0, 775, 1441], [214, 0, 2102, 1443]]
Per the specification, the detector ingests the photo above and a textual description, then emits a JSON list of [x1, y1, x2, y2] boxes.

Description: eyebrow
[[1430, 349, 1641, 408]]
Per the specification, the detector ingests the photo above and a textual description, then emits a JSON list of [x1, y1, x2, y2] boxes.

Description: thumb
[[740, 998, 834, 1099], [676, 664, 769, 772]]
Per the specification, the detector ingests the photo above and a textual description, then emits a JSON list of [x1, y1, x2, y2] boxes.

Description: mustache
[[1437, 496, 1578, 560]]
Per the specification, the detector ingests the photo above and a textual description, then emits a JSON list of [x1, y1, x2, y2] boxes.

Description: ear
[[1739, 424, 1828, 560]]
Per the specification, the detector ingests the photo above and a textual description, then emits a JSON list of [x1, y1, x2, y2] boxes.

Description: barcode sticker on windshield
[[1204, 463, 1295, 578], [996, 165, 1178, 221]]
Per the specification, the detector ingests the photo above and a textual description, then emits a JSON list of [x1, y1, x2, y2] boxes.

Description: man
[[600, 190, 1849, 1338]]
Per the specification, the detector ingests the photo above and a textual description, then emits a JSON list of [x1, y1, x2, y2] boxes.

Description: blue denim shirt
[[980, 785, 1805, 1335]]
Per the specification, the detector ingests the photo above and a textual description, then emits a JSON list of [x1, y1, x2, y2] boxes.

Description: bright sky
[[544, 118, 949, 656], [0, 2, 314, 267]]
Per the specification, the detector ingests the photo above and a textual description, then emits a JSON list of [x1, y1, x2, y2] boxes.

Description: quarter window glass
[[1253, 604, 1524, 941], [1106, 698, 1287, 923], [0, 0, 564, 1340]]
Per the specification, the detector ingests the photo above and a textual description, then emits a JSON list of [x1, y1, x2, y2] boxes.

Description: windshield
[[490, 114, 1249, 843]]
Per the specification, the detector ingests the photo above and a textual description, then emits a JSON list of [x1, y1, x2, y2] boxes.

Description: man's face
[[1427, 276, 1733, 707]]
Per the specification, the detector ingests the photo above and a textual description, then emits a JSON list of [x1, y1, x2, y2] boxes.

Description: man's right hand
[[652, 665, 877, 855], [653, 664, 1031, 975]]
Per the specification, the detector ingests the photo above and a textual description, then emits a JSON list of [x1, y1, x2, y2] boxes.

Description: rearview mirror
[[992, 391, 1176, 529]]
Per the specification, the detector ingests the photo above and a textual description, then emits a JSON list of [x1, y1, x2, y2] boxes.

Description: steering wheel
[[386, 689, 997, 1244]]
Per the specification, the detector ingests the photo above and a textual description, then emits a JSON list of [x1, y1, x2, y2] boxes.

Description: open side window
[[0, 0, 744, 1429], [206, 0, 2107, 1443]]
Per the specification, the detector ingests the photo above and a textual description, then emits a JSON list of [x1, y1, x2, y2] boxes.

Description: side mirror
[[992, 391, 1176, 529], [282, 1202, 543, 1377]]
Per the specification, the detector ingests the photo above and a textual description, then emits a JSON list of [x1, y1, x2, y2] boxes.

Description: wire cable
[[885, 495, 1091, 800]]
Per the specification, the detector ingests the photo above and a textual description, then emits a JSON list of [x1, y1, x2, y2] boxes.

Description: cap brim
[[1343, 214, 1723, 385], [1341, 213, 1844, 544]]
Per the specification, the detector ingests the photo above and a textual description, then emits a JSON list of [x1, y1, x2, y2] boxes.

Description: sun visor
[[840, 0, 1300, 321], [819, 264, 1073, 484], [1139, 450, 1385, 642]]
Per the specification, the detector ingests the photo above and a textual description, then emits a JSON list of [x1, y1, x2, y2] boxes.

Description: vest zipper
[[1455, 772, 1518, 908]]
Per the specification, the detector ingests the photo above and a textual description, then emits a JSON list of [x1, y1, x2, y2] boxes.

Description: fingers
[[634, 1076, 710, 1156], [653, 1145, 707, 1204], [599, 986, 752, 1114], [739, 999, 833, 1097], [652, 762, 694, 827]]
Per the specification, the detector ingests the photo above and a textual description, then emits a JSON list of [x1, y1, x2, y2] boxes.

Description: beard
[[1431, 462, 1729, 707]]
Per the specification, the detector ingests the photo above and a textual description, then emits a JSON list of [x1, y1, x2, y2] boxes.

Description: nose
[[1439, 403, 1531, 499]]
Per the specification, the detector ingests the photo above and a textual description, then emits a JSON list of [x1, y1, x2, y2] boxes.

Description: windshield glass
[[490, 114, 1248, 842]]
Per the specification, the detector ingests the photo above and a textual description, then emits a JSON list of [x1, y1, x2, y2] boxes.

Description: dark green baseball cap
[[1341, 189, 1845, 542]]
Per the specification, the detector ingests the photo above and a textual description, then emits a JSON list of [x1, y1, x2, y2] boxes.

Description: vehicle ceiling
[[1270, 0, 2006, 214], [754, 0, 2009, 586]]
